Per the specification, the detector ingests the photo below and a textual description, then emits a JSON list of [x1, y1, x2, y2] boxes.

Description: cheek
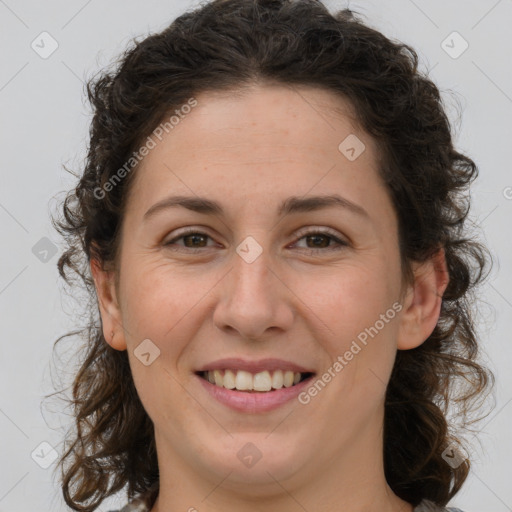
[[121, 259, 193, 331], [295, 265, 392, 334], [294, 263, 401, 388], [119, 258, 218, 379], [121, 262, 196, 421]]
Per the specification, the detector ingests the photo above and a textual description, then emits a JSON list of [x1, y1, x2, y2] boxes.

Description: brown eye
[[181, 233, 208, 248], [164, 229, 216, 252], [291, 229, 348, 254], [164, 227, 348, 254]]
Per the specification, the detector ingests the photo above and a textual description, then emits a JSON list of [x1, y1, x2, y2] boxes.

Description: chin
[[198, 433, 306, 487]]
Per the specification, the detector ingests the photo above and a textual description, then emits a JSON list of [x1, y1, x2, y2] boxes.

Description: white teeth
[[235, 370, 253, 390], [213, 369, 223, 387], [253, 371, 272, 391], [203, 369, 306, 391], [223, 369, 236, 389], [271, 370, 284, 389], [283, 370, 294, 388]]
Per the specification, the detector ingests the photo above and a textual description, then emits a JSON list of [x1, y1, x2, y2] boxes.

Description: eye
[[163, 227, 348, 254], [163, 228, 217, 253], [290, 228, 348, 254]]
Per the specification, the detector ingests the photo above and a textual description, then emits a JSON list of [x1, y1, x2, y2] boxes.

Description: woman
[[52, 0, 493, 511]]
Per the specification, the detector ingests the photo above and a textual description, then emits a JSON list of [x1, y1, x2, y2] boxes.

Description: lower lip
[[195, 373, 314, 413]]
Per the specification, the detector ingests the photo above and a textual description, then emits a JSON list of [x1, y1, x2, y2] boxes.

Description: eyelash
[[163, 227, 348, 255]]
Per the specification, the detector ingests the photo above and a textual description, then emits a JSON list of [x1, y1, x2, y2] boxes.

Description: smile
[[197, 369, 314, 392]]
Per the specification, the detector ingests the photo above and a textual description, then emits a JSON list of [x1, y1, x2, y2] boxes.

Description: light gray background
[[0, 0, 511, 510]]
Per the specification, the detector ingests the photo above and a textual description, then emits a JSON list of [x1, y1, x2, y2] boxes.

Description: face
[[93, 83, 446, 499]]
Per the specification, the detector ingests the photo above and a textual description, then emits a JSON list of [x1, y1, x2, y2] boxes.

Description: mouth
[[195, 369, 315, 393]]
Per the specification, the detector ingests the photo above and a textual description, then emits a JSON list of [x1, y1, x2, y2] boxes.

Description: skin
[[91, 83, 449, 512]]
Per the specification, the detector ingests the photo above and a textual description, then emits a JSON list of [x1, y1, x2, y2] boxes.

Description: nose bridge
[[213, 234, 292, 339], [230, 235, 277, 309]]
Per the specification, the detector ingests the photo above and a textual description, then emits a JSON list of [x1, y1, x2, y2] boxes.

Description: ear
[[397, 248, 449, 350], [90, 257, 127, 351]]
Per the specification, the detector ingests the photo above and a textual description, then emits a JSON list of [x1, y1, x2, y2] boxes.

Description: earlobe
[[397, 248, 449, 350], [90, 258, 127, 351]]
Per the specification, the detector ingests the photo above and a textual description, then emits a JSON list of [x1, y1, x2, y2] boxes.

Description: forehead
[[124, 83, 387, 220], [166, 83, 370, 159]]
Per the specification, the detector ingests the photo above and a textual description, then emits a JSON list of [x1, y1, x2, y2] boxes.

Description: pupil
[[308, 234, 328, 248], [185, 234, 206, 247]]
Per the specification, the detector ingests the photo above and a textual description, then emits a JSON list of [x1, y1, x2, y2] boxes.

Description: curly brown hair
[[49, 0, 494, 510]]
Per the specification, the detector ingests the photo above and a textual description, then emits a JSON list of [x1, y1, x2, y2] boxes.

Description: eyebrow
[[143, 194, 370, 222]]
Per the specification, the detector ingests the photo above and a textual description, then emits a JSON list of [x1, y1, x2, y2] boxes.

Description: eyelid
[[293, 225, 346, 241]]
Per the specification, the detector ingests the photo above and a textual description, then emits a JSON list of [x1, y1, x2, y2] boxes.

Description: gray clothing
[[110, 496, 465, 511]]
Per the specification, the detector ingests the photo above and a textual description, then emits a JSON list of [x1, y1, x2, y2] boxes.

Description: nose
[[212, 240, 294, 342]]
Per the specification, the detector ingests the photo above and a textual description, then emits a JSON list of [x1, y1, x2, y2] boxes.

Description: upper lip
[[196, 358, 315, 374]]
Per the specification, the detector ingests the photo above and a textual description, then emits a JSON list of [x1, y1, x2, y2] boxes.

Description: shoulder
[[107, 484, 157, 511], [111, 498, 466, 512], [106, 499, 149, 512], [414, 499, 466, 512]]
